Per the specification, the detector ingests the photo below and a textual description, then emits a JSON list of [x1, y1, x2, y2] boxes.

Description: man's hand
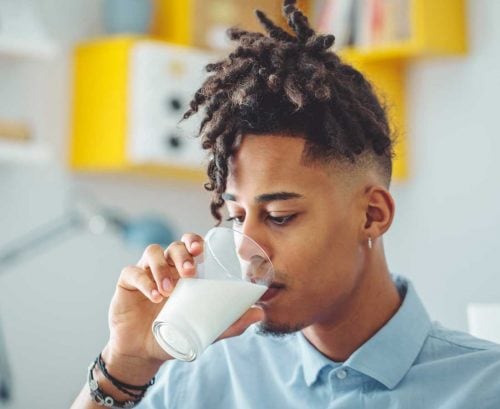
[[104, 232, 264, 372]]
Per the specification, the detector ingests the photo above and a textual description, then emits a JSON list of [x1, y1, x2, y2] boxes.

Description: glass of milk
[[152, 227, 274, 361]]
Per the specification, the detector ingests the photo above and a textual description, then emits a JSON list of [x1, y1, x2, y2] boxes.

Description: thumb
[[217, 307, 265, 340]]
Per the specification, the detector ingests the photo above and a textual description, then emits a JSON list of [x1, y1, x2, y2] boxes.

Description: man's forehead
[[224, 133, 364, 202], [226, 161, 313, 204], [222, 191, 304, 204], [228, 135, 315, 179]]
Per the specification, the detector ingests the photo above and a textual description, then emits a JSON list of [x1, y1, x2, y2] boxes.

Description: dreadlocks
[[183, 0, 394, 223]]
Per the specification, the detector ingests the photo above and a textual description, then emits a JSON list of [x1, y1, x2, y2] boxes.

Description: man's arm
[[70, 234, 263, 408], [71, 345, 163, 409], [69, 238, 200, 408]]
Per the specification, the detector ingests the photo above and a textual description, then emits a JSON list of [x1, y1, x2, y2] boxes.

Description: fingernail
[[183, 260, 194, 270], [190, 241, 200, 251], [151, 289, 161, 300], [162, 278, 171, 292]]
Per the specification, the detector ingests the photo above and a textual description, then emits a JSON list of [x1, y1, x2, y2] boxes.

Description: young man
[[72, 1, 500, 408]]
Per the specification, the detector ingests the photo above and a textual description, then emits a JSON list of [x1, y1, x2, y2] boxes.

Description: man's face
[[224, 134, 371, 335]]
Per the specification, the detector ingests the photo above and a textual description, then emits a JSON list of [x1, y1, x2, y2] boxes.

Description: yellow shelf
[[334, 0, 467, 180], [340, 42, 419, 62], [340, 0, 467, 60], [412, 0, 467, 55], [69, 36, 211, 183], [70, 36, 136, 171], [70, 0, 467, 183], [73, 164, 206, 183]]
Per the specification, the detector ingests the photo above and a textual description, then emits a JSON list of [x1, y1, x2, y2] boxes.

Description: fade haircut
[[183, 0, 394, 223]]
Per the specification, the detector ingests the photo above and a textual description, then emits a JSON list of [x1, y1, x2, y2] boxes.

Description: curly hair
[[183, 0, 394, 223]]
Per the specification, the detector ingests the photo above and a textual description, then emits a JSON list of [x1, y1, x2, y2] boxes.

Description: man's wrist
[[100, 345, 162, 388]]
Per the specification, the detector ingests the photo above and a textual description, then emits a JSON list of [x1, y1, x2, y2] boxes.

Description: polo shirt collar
[[297, 275, 432, 389], [297, 330, 341, 386]]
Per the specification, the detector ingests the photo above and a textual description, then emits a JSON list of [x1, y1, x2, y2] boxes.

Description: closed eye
[[267, 214, 296, 226], [226, 214, 297, 227], [226, 216, 245, 225]]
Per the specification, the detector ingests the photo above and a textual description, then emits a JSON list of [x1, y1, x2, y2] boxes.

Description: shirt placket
[[326, 366, 363, 407]]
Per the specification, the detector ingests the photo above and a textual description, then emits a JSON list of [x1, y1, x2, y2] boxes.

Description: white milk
[[153, 278, 267, 360]]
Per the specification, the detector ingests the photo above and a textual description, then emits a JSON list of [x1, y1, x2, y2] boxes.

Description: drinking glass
[[152, 227, 274, 361]]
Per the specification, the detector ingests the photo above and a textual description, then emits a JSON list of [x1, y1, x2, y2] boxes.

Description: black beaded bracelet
[[97, 356, 145, 400], [88, 358, 139, 408], [88, 355, 155, 408]]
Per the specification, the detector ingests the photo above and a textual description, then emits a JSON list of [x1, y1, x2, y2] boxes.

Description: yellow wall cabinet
[[338, 0, 467, 180], [70, 36, 212, 181], [71, 0, 466, 182]]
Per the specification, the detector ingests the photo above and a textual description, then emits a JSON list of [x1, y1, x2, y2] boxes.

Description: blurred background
[[0, 0, 499, 407]]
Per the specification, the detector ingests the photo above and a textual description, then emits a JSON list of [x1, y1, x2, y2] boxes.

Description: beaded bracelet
[[96, 356, 143, 400], [87, 356, 154, 408]]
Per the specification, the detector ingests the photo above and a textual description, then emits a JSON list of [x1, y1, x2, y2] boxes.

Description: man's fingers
[[138, 244, 174, 297], [118, 265, 164, 303], [218, 307, 264, 340], [164, 240, 197, 279], [134, 234, 204, 299], [181, 233, 204, 257]]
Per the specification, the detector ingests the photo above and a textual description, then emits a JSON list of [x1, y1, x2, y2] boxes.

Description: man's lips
[[258, 283, 285, 302]]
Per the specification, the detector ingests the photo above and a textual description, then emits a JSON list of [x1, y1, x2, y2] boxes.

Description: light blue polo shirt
[[138, 276, 500, 408]]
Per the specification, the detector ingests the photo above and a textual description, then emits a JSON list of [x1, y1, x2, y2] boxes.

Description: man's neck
[[301, 248, 401, 362]]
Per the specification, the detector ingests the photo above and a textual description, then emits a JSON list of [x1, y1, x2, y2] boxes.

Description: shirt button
[[336, 369, 348, 380]]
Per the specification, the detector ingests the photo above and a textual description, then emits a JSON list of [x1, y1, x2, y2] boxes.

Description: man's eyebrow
[[222, 192, 304, 203]]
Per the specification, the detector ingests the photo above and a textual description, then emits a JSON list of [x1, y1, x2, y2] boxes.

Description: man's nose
[[235, 231, 271, 284], [236, 234, 260, 262], [236, 220, 270, 261]]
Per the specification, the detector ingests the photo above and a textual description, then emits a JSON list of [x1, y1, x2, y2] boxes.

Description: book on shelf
[[315, 0, 356, 49], [312, 0, 411, 50]]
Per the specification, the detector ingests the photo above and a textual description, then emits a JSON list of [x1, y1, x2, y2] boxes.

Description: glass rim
[[205, 226, 275, 281], [207, 226, 273, 261]]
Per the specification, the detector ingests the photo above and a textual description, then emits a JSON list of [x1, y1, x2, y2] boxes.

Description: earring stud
[[368, 237, 373, 249]]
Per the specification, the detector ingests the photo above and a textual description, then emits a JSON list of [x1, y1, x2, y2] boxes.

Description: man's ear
[[363, 185, 395, 239]]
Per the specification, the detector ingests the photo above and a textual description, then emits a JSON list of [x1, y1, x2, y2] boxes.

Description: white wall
[[0, 0, 499, 408], [385, 0, 500, 331], [0, 168, 213, 409], [0, 2, 213, 408]]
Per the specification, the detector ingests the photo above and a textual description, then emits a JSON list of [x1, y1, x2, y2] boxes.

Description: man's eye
[[226, 214, 297, 226], [226, 216, 244, 225], [268, 214, 296, 226]]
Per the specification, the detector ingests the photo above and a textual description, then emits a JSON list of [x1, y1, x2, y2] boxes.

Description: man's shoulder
[[417, 320, 500, 367], [427, 321, 500, 353]]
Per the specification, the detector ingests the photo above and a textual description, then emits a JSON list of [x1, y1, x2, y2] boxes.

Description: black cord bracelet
[[97, 356, 144, 399], [87, 355, 156, 408], [98, 354, 155, 392], [88, 358, 140, 408]]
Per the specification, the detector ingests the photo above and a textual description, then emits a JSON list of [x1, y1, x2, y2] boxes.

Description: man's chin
[[255, 320, 306, 338]]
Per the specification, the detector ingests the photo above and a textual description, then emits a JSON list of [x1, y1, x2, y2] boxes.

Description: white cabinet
[[128, 42, 210, 169]]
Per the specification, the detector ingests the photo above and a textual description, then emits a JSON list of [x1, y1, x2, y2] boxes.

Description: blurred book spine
[[312, 0, 411, 49], [315, 0, 356, 49]]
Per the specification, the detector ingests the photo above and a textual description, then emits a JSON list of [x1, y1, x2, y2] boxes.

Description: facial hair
[[256, 320, 306, 338]]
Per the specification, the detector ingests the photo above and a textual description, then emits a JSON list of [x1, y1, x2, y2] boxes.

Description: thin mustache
[[248, 258, 287, 287], [270, 271, 287, 288]]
